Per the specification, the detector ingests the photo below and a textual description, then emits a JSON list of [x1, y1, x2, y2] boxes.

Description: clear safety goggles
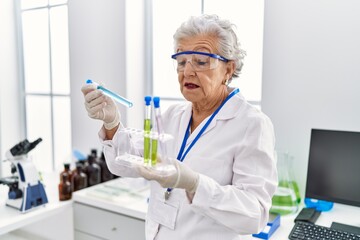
[[171, 51, 229, 72]]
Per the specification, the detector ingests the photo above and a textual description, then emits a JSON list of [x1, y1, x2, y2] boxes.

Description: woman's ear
[[226, 61, 236, 78]]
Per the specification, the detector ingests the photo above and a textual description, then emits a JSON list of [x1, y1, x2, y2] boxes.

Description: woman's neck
[[191, 88, 229, 132]]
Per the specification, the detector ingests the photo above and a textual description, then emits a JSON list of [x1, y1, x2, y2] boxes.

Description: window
[[151, 0, 264, 109], [16, 0, 71, 172]]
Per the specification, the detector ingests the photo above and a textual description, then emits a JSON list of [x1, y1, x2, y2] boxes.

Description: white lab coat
[[99, 90, 277, 240]]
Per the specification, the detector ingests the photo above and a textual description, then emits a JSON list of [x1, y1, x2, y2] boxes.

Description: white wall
[[69, 0, 145, 155], [69, 0, 125, 154], [262, 0, 360, 197], [0, 0, 23, 177], [125, 0, 146, 129]]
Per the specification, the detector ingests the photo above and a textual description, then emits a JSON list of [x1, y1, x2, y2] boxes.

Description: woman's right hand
[[81, 84, 120, 130]]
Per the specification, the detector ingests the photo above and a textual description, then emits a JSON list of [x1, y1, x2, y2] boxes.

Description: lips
[[184, 82, 199, 89]]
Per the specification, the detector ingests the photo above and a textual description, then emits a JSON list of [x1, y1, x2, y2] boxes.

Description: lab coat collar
[[178, 89, 244, 121], [179, 89, 244, 143]]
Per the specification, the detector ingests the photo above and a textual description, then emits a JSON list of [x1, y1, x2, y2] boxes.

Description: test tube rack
[[114, 127, 176, 176]]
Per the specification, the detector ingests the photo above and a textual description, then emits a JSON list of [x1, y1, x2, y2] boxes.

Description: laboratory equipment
[[153, 97, 164, 134], [0, 138, 48, 213], [86, 79, 133, 108], [150, 96, 165, 166], [71, 163, 88, 191], [153, 97, 169, 161], [85, 154, 101, 186], [96, 151, 114, 182], [252, 214, 280, 239], [59, 174, 72, 201], [270, 152, 300, 215], [115, 127, 176, 176], [59, 163, 72, 182], [151, 134, 158, 166], [144, 96, 152, 165], [115, 95, 176, 175]]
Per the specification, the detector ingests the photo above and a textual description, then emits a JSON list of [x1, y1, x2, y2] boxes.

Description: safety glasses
[[171, 51, 229, 72]]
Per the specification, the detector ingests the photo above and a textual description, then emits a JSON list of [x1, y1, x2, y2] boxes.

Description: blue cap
[[144, 96, 152, 106], [304, 198, 334, 212], [73, 149, 87, 161], [86, 79, 93, 84], [153, 97, 160, 108]]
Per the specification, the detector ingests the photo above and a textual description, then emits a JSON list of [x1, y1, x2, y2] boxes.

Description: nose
[[183, 60, 196, 76]]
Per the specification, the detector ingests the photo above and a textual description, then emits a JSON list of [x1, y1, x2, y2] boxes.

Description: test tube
[[151, 133, 158, 166], [144, 96, 152, 165], [86, 79, 133, 108], [153, 97, 167, 163], [153, 97, 164, 135]]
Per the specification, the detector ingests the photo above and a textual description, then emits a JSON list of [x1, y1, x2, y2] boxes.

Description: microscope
[[0, 138, 48, 213]]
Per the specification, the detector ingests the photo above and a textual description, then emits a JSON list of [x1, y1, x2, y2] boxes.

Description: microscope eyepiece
[[9, 138, 42, 157]]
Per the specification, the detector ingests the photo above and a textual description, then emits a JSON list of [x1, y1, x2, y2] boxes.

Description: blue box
[[252, 214, 280, 239]]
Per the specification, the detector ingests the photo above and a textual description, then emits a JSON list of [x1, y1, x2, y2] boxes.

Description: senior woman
[[81, 14, 277, 240]]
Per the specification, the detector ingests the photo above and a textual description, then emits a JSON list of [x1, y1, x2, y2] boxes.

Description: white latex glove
[[137, 158, 199, 193], [81, 84, 120, 130]]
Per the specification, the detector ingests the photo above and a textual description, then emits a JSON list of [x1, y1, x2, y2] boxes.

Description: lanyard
[[177, 88, 239, 162], [165, 88, 240, 199]]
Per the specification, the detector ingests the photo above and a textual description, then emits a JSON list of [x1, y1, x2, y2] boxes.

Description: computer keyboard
[[289, 221, 360, 240]]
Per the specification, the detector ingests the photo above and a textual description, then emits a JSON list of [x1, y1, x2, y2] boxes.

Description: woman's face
[[175, 34, 233, 105]]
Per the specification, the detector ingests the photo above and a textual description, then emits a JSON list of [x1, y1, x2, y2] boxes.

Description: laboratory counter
[[0, 173, 73, 240], [70, 180, 360, 240], [72, 177, 149, 240], [1, 174, 360, 240], [0, 176, 149, 240]]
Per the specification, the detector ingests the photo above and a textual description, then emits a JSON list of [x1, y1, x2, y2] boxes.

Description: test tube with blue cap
[[152, 97, 167, 165], [153, 97, 165, 134], [86, 79, 133, 108], [144, 96, 152, 165]]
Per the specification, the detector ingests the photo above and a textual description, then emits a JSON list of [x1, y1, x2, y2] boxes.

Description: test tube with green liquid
[[149, 97, 164, 166], [144, 96, 152, 165], [151, 134, 158, 166]]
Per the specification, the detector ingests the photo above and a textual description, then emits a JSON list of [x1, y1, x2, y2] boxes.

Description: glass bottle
[[85, 155, 101, 186], [60, 163, 72, 182], [98, 151, 114, 182], [90, 148, 98, 159], [59, 174, 72, 201], [71, 163, 88, 191], [270, 151, 301, 215]]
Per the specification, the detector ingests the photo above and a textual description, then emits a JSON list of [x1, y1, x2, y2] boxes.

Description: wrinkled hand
[[137, 158, 199, 193], [81, 84, 120, 129]]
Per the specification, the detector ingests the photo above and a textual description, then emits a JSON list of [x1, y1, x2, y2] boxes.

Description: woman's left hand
[[137, 158, 199, 193]]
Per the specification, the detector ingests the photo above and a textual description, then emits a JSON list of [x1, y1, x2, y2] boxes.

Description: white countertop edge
[[72, 193, 147, 220], [0, 200, 72, 235]]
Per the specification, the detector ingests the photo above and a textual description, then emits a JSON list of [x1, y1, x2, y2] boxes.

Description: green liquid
[[270, 181, 301, 215], [144, 119, 151, 164], [151, 139, 158, 166], [279, 180, 301, 204]]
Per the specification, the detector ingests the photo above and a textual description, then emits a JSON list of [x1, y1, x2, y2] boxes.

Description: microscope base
[[6, 198, 23, 210], [5, 182, 48, 213]]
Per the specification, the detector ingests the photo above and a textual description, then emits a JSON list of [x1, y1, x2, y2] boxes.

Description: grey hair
[[173, 14, 246, 81]]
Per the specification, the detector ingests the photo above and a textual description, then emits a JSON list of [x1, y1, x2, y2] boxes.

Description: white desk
[[0, 173, 73, 239], [3, 174, 359, 240], [260, 203, 360, 239], [72, 177, 149, 220], [72, 177, 149, 240], [73, 178, 360, 239]]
